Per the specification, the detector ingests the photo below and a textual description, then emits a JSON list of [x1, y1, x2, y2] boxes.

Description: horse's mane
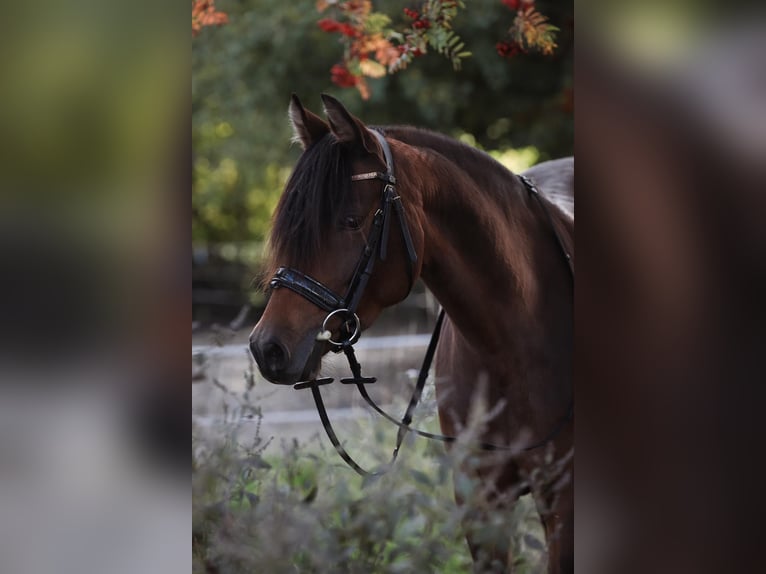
[[265, 125, 549, 283], [381, 125, 521, 208], [266, 133, 353, 282], [384, 126, 574, 275], [383, 126, 511, 173]]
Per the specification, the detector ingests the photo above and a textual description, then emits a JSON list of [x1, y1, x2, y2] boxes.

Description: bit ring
[[321, 308, 361, 347]]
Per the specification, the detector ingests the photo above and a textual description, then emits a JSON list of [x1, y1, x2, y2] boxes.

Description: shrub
[[192, 378, 546, 573]]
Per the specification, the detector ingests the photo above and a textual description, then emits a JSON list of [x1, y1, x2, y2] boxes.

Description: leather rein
[[268, 130, 574, 477]]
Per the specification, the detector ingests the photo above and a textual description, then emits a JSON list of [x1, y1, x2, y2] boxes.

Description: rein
[[268, 130, 574, 477]]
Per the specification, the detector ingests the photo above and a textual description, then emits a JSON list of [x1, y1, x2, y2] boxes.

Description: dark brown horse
[[249, 94, 574, 573]]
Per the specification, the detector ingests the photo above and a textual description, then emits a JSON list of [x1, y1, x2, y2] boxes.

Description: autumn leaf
[[511, 7, 558, 55], [192, 0, 228, 36], [356, 77, 371, 100], [360, 59, 386, 78], [358, 34, 399, 66]]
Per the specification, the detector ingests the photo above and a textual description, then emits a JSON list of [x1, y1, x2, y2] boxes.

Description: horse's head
[[249, 94, 423, 384]]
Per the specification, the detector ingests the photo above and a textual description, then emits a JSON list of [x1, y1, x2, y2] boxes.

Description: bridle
[[267, 129, 574, 477], [270, 130, 417, 351]]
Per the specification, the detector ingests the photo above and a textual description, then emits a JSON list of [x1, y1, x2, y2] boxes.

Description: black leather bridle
[[267, 129, 574, 477], [270, 130, 417, 351]]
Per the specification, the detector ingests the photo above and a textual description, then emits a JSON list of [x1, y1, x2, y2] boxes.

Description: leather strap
[[519, 174, 574, 277], [371, 130, 395, 181], [309, 306, 572, 478], [304, 307, 545, 477], [269, 267, 344, 312], [345, 207, 385, 314], [303, 309, 445, 477], [309, 382, 386, 476], [392, 194, 418, 265]]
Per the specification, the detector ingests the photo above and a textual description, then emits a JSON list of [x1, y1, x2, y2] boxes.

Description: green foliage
[[193, 377, 549, 573], [431, 26, 470, 71], [423, 0, 470, 70], [365, 12, 392, 34], [510, 7, 560, 55], [192, 0, 572, 245], [193, 0, 341, 243], [193, 431, 547, 573], [387, 0, 470, 73]]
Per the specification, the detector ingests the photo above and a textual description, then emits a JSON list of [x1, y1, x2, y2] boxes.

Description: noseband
[[267, 130, 574, 477]]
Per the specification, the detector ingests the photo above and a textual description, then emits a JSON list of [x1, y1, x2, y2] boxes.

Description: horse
[[249, 94, 574, 573]]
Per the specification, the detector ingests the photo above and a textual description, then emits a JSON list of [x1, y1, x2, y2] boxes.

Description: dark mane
[[380, 125, 519, 205], [265, 125, 526, 284], [266, 134, 353, 280], [384, 126, 504, 170]]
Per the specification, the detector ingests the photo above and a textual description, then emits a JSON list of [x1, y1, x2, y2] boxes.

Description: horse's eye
[[340, 215, 361, 230]]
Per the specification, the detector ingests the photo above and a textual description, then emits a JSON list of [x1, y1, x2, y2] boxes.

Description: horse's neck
[[405, 148, 572, 360]]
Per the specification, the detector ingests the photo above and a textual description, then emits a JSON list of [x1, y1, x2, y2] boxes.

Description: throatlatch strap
[[392, 195, 418, 265], [345, 208, 385, 313], [379, 187, 394, 261]]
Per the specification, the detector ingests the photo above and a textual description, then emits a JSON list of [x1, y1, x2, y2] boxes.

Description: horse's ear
[[288, 94, 329, 149], [320, 93, 383, 160]]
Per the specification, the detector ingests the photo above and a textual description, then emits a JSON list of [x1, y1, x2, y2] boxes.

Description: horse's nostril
[[264, 341, 284, 364], [259, 338, 289, 373]]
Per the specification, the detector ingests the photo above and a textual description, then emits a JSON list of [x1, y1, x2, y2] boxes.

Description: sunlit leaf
[[360, 60, 386, 78]]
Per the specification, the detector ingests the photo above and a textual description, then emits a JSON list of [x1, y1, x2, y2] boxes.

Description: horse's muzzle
[[249, 336, 294, 385]]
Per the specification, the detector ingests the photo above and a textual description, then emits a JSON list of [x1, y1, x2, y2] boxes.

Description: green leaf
[[365, 13, 392, 34]]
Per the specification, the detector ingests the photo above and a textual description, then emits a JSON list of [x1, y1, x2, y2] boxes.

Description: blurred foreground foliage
[[192, 0, 572, 250], [192, 381, 548, 574]]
